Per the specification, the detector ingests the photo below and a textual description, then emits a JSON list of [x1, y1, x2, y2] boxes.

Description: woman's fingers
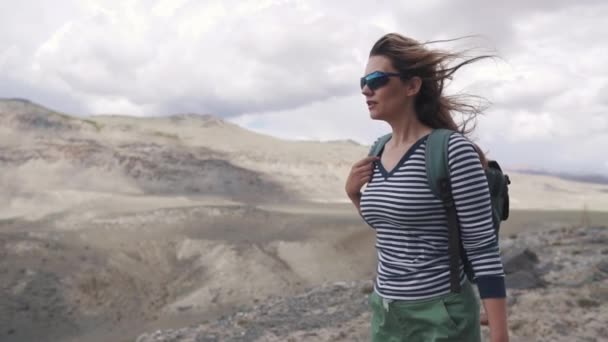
[[353, 159, 376, 174], [353, 156, 379, 168]]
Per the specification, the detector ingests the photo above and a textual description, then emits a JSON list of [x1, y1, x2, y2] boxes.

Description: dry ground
[[2, 198, 607, 342]]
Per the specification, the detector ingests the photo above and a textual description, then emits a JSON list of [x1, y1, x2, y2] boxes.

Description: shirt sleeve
[[447, 132, 506, 299]]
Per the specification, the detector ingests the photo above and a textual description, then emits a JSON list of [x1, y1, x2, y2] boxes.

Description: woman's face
[[361, 55, 416, 121]]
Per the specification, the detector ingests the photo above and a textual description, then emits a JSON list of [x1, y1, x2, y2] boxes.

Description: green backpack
[[368, 128, 511, 293]]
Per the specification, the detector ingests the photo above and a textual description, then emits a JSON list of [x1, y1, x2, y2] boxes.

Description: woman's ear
[[405, 76, 422, 97]]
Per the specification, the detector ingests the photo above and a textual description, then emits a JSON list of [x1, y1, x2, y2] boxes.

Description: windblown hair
[[369, 33, 495, 166]]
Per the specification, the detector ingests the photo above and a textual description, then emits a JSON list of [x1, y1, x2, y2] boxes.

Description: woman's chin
[[369, 109, 384, 120]]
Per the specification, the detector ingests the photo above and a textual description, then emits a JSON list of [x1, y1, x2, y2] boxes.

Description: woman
[[345, 33, 509, 341]]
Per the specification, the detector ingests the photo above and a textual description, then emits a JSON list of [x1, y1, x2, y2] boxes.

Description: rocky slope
[[136, 225, 608, 342]]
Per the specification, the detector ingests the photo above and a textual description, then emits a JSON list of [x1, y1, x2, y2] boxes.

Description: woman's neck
[[387, 109, 432, 148]]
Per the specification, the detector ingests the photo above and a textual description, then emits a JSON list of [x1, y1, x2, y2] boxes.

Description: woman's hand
[[345, 156, 378, 204], [480, 312, 489, 325], [482, 298, 509, 342]]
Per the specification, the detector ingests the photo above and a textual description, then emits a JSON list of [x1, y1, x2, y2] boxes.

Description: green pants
[[369, 281, 481, 342]]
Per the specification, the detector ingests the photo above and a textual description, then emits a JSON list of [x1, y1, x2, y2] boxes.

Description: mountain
[[2, 98, 608, 218], [514, 168, 608, 185], [0, 98, 370, 221]]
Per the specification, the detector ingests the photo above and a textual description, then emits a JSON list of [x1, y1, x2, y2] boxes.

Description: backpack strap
[[368, 133, 392, 157], [425, 129, 463, 293]]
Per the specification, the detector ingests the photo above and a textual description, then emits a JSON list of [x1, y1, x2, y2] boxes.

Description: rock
[[596, 260, 608, 273], [359, 281, 374, 294], [589, 260, 608, 281], [576, 298, 600, 308], [505, 270, 545, 290], [507, 294, 519, 306], [536, 261, 562, 275], [502, 247, 539, 274], [589, 286, 608, 303], [177, 305, 193, 312]]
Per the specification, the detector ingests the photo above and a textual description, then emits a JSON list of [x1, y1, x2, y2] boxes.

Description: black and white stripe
[[360, 132, 505, 301]]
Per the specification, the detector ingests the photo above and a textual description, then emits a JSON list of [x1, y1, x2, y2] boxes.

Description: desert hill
[[2, 98, 608, 217]]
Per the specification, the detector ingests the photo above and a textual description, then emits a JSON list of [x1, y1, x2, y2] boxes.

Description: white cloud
[[151, 0, 191, 17], [1, 0, 607, 173], [6, 0, 385, 117], [230, 94, 389, 143]]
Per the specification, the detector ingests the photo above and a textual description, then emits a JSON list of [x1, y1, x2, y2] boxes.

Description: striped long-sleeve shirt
[[360, 132, 505, 301]]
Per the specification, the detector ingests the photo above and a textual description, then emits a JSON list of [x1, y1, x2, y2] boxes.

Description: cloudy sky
[[1, 0, 607, 174]]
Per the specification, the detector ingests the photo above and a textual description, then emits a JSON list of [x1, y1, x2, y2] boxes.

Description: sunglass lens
[[361, 75, 389, 90], [367, 76, 389, 90]]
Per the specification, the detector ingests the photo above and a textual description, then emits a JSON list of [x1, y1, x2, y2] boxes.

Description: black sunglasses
[[360, 71, 401, 90]]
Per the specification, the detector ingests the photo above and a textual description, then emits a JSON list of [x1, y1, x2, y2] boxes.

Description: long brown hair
[[369, 33, 494, 166]]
